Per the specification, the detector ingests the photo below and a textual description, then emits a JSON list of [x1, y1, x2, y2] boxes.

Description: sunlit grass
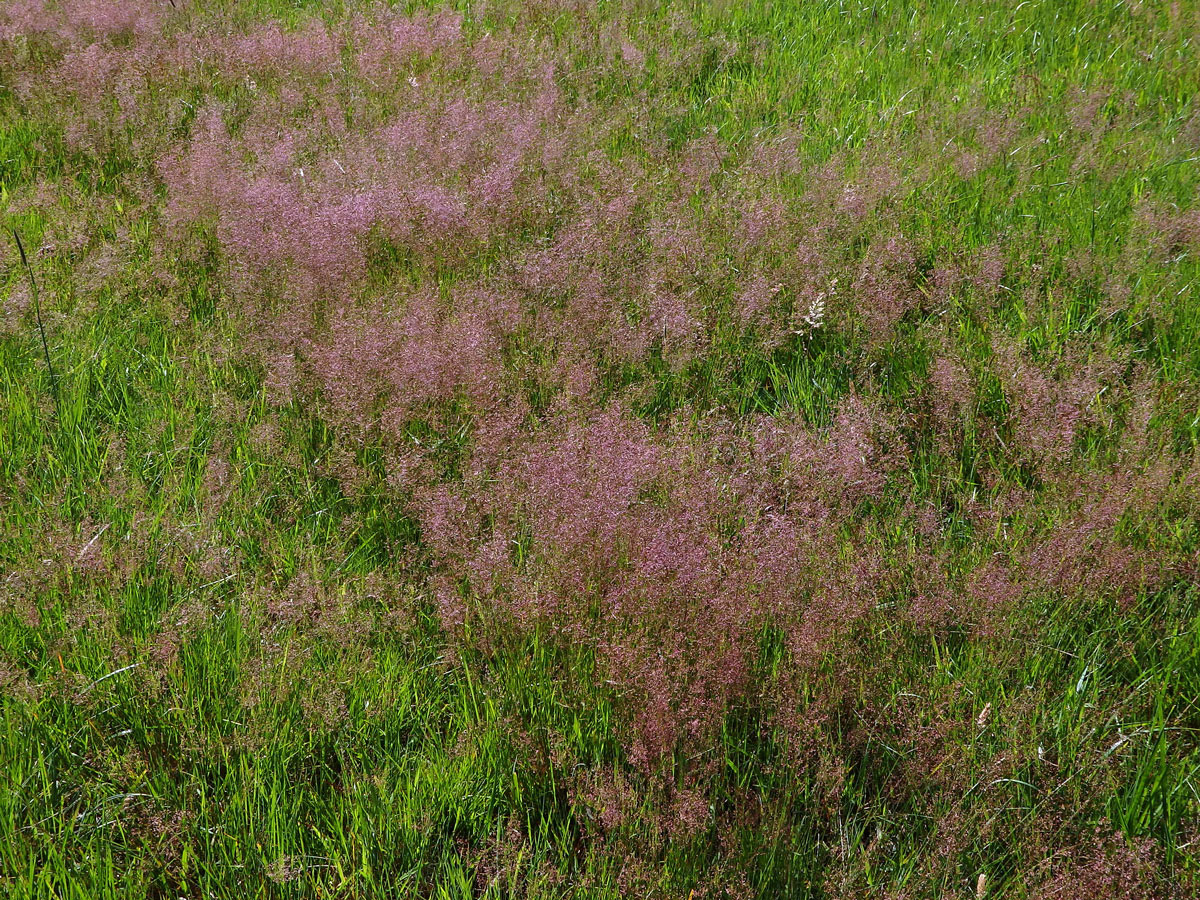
[[1, 0, 1198, 897]]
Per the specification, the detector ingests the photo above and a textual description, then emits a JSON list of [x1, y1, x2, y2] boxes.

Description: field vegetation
[[2, 0, 1199, 896]]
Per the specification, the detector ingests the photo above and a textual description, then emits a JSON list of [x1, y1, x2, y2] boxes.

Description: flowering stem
[[13, 228, 59, 418]]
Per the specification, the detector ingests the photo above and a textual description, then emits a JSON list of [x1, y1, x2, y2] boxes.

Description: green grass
[[2, 0, 1199, 897]]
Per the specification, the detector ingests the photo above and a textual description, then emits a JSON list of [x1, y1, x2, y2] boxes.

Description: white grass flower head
[[794, 278, 835, 337]]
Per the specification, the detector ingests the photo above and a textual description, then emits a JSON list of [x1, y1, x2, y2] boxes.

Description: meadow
[[1, 0, 1199, 896]]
